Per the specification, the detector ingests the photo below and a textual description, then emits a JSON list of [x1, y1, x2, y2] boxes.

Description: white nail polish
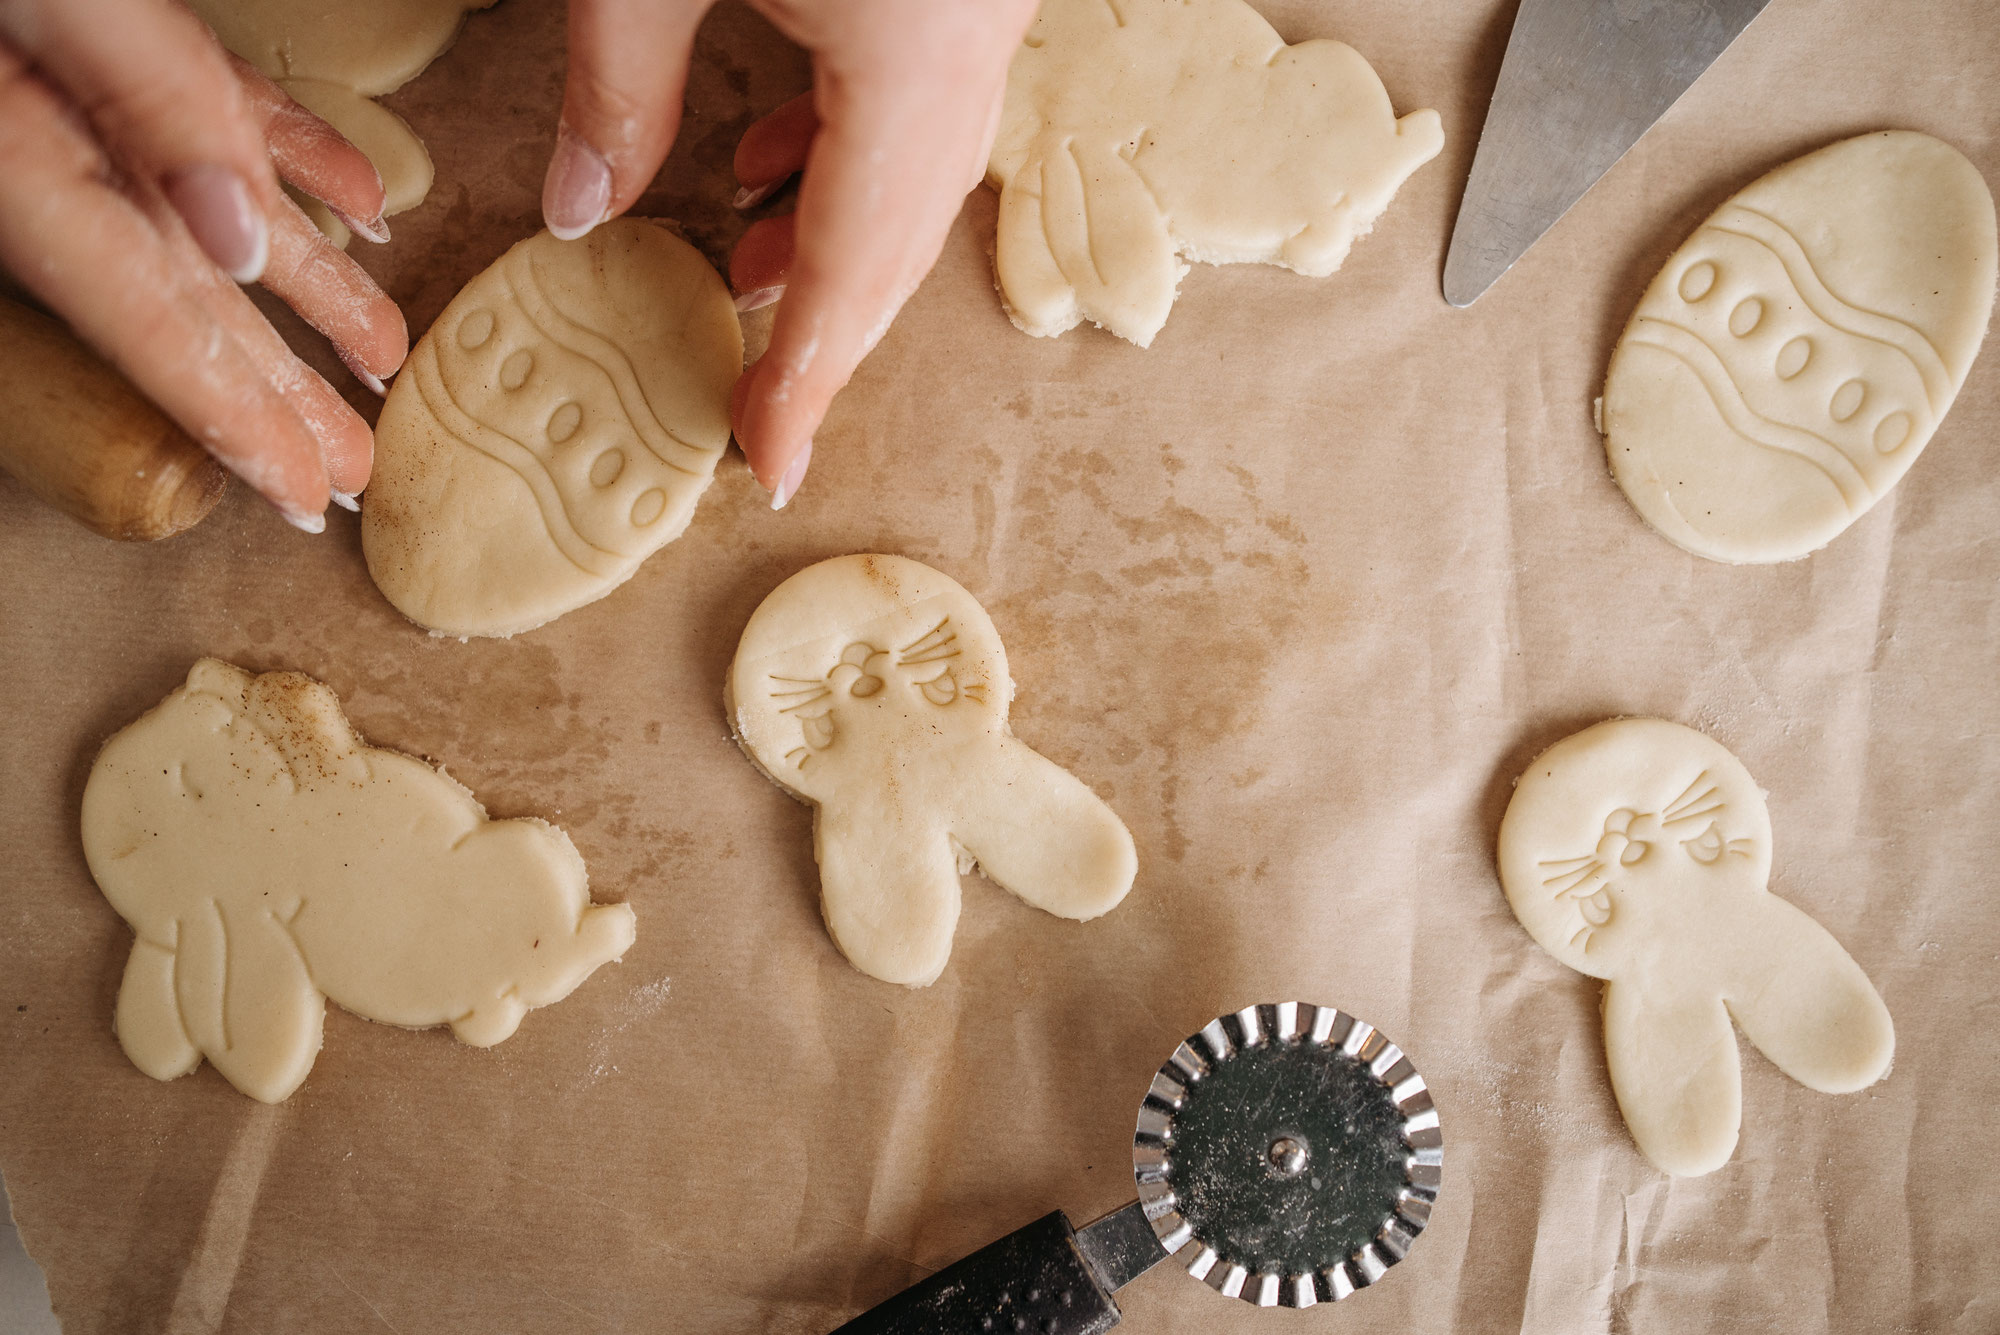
[[284, 507, 327, 534], [733, 181, 779, 210], [326, 206, 391, 244], [329, 489, 360, 512], [769, 443, 813, 511], [734, 286, 784, 313]]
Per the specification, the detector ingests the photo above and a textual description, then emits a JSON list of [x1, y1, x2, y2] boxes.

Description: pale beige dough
[[364, 221, 743, 638], [81, 659, 636, 1104], [1496, 718, 1893, 1177], [987, 0, 1443, 347], [1602, 131, 1997, 563], [189, 0, 492, 243], [728, 555, 1137, 987]]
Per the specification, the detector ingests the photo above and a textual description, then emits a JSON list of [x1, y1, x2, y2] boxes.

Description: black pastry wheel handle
[[830, 1207, 1141, 1335], [829, 1003, 1445, 1333]]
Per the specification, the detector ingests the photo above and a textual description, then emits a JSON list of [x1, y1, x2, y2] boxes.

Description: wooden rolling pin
[[0, 297, 227, 540]]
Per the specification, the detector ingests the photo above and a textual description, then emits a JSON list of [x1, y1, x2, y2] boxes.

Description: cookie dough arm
[[1602, 977, 1742, 1177], [115, 935, 201, 1082], [1724, 898, 1894, 1094], [952, 738, 1136, 922], [815, 805, 963, 988]]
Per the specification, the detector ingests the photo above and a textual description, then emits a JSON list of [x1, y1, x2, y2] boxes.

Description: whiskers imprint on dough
[[769, 676, 832, 714], [1661, 771, 1725, 826], [897, 618, 960, 667]]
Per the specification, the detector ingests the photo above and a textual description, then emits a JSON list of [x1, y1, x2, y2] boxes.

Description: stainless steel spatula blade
[[1443, 0, 1773, 307]]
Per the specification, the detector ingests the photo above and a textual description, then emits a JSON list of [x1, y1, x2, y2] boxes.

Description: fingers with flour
[[231, 54, 391, 244], [0, 49, 334, 526], [0, 0, 280, 280], [543, 0, 714, 239]]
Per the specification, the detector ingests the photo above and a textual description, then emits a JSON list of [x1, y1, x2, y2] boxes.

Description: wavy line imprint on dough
[[409, 349, 624, 579], [503, 249, 716, 476], [1709, 206, 1950, 405], [1629, 319, 1872, 509]]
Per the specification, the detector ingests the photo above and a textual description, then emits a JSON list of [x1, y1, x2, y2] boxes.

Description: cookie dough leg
[[1724, 898, 1894, 1094], [115, 936, 201, 1082], [1602, 977, 1742, 1177], [952, 738, 1136, 921], [814, 805, 962, 988], [176, 902, 327, 1104], [451, 992, 527, 1048]]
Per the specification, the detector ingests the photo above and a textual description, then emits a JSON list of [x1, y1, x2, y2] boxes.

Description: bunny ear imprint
[[729, 556, 1136, 987]]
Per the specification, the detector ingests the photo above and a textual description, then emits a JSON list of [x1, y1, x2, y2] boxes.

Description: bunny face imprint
[[81, 660, 635, 1103], [987, 0, 1443, 347], [1498, 719, 1893, 1176], [729, 556, 1136, 987]]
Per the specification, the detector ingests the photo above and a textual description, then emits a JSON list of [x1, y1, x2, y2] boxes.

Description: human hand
[[0, 0, 409, 531], [542, 0, 1037, 509]]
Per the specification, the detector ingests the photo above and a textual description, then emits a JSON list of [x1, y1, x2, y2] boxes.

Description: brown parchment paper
[[4, 0, 1998, 1330]]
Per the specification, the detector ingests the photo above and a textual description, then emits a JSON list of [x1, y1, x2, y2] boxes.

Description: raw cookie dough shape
[[1496, 718, 1893, 1177], [81, 659, 637, 1104], [363, 220, 743, 638], [1601, 131, 1997, 563], [987, 0, 1444, 346], [188, 0, 495, 245], [728, 555, 1137, 987]]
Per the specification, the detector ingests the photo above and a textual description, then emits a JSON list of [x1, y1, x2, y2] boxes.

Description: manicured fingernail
[[733, 180, 779, 210], [543, 126, 612, 241], [329, 488, 360, 512], [734, 285, 784, 313], [769, 441, 812, 511], [165, 164, 268, 283], [337, 347, 386, 396], [327, 204, 390, 244], [284, 506, 327, 534]]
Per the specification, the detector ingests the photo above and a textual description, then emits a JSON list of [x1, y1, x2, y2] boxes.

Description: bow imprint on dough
[[731, 556, 1136, 987], [81, 660, 636, 1104], [987, 0, 1444, 345], [1497, 719, 1894, 1177]]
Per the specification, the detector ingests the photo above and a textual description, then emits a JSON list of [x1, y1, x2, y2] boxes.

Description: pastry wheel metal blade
[[826, 1003, 1443, 1331], [1442, 0, 1773, 307]]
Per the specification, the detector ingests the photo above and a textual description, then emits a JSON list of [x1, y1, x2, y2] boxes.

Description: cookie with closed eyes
[[728, 555, 1137, 987], [1497, 718, 1893, 1176]]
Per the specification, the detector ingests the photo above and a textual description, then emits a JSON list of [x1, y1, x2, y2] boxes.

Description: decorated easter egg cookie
[[1602, 132, 1996, 563], [364, 221, 742, 637]]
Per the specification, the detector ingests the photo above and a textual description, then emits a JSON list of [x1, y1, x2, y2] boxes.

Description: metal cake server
[[828, 1002, 1443, 1333], [1443, 0, 1774, 306]]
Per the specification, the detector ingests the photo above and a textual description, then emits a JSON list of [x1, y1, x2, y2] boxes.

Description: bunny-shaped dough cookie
[[987, 0, 1443, 346], [1497, 718, 1892, 1176], [728, 556, 1136, 986], [82, 660, 635, 1103]]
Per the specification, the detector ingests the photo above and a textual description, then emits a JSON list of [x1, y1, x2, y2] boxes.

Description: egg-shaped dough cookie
[[728, 555, 1137, 987], [1602, 132, 1997, 563], [365, 221, 742, 637]]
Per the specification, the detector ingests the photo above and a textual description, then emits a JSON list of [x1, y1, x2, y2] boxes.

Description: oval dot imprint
[[630, 488, 667, 526], [547, 401, 582, 443], [1728, 297, 1764, 337], [456, 309, 495, 349], [1873, 411, 1912, 454], [1829, 378, 1867, 422], [499, 349, 535, 391], [1678, 261, 1718, 302], [590, 448, 625, 488], [1775, 335, 1812, 379]]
